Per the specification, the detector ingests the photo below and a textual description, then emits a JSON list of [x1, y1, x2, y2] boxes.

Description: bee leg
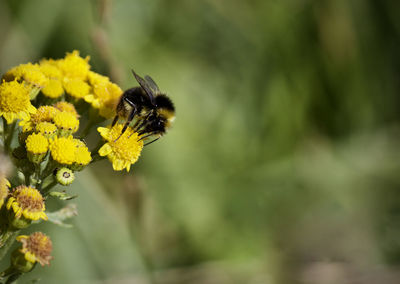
[[134, 112, 152, 132], [133, 131, 155, 140], [144, 137, 161, 146], [111, 115, 119, 127], [114, 107, 137, 142]]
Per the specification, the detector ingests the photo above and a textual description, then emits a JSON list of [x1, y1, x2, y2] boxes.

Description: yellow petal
[[97, 127, 110, 139], [112, 159, 124, 171], [98, 143, 112, 156]]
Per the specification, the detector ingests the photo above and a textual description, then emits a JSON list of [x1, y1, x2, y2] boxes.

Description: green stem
[[34, 162, 42, 189], [4, 122, 16, 153], [41, 180, 58, 196], [0, 230, 18, 262], [89, 140, 105, 165], [40, 159, 56, 181], [24, 172, 31, 186], [5, 272, 22, 284], [81, 120, 94, 139], [2, 118, 8, 151]]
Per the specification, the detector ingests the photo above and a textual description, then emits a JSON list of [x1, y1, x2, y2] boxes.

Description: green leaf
[[46, 204, 78, 228], [49, 191, 78, 200]]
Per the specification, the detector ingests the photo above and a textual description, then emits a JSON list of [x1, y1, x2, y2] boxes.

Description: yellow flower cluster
[[2, 50, 121, 119], [0, 51, 153, 279]]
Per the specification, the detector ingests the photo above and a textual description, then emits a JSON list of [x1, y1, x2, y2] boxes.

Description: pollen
[[49, 136, 77, 165], [6, 185, 47, 221], [41, 79, 64, 98], [25, 133, 49, 154], [57, 50, 90, 80], [17, 232, 53, 266], [63, 77, 90, 99], [0, 80, 36, 123], [98, 124, 144, 172], [53, 111, 79, 133]]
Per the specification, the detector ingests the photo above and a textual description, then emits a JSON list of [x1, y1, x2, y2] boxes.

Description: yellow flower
[[39, 59, 62, 79], [74, 145, 92, 166], [87, 70, 109, 85], [0, 80, 36, 123], [25, 133, 48, 154], [63, 77, 90, 99], [53, 111, 79, 133], [98, 124, 143, 172], [3, 63, 48, 88], [16, 232, 53, 266], [19, 106, 59, 132], [0, 177, 10, 208], [49, 136, 76, 165], [57, 50, 90, 80], [41, 79, 64, 98], [85, 81, 122, 118], [53, 101, 79, 118], [35, 122, 57, 138], [7, 185, 47, 221]]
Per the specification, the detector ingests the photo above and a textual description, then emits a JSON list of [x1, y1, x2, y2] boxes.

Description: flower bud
[[55, 168, 75, 186]]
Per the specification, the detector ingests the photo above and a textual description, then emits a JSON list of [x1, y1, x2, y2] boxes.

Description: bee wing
[[131, 69, 155, 103], [144, 75, 161, 94]]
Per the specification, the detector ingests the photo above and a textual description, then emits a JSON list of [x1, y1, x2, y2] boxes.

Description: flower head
[[98, 124, 143, 171], [25, 133, 49, 154], [16, 232, 53, 266], [49, 136, 76, 165], [35, 122, 57, 138], [53, 111, 79, 134], [85, 81, 122, 118], [7, 185, 47, 221], [57, 50, 90, 79], [53, 101, 79, 118], [87, 70, 109, 85], [39, 59, 62, 79], [74, 144, 92, 167], [20, 105, 59, 132], [63, 77, 90, 99], [0, 80, 36, 123], [0, 177, 10, 208], [41, 79, 64, 98], [4, 63, 48, 88]]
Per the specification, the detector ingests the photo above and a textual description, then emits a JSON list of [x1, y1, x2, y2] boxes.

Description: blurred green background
[[1, 0, 400, 283]]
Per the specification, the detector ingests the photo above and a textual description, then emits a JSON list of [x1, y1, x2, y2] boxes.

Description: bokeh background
[[1, 0, 400, 283]]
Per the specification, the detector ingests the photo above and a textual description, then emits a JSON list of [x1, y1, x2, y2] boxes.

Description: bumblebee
[[112, 70, 175, 145]]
